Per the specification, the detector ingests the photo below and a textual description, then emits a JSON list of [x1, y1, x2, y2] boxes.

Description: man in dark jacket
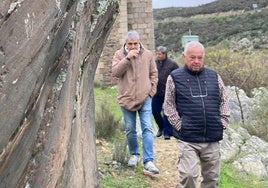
[[164, 41, 230, 188], [152, 46, 178, 139]]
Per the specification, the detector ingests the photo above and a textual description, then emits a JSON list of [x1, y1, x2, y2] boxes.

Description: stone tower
[[95, 0, 155, 86]]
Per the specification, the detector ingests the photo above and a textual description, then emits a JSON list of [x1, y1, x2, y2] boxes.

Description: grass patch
[[94, 85, 121, 120], [220, 163, 267, 188], [94, 85, 124, 141], [94, 85, 152, 187], [97, 139, 149, 188], [100, 165, 150, 188]]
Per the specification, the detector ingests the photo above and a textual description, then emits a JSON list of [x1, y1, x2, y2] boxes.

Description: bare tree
[[0, 0, 118, 187]]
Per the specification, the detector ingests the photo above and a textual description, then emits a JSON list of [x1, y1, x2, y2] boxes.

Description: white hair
[[125, 30, 140, 41], [184, 41, 205, 54]]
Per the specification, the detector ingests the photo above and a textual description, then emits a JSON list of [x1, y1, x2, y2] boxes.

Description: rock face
[[221, 127, 268, 180], [0, 0, 119, 187], [221, 87, 268, 180]]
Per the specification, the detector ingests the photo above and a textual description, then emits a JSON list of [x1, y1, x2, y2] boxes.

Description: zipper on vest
[[196, 74, 207, 141]]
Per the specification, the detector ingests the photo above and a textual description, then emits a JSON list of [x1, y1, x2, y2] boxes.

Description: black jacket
[[155, 58, 179, 98]]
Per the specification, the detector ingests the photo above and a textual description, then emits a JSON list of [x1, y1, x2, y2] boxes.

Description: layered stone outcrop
[[0, 0, 119, 187]]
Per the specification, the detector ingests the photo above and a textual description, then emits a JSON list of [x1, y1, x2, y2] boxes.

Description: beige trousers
[[176, 140, 220, 188]]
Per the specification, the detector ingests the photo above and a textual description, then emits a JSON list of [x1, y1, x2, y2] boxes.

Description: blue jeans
[[121, 96, 155, 164], [152, 96, 172, 136]]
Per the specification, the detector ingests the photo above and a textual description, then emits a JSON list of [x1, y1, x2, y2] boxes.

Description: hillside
[[153, 0, 268, 53]]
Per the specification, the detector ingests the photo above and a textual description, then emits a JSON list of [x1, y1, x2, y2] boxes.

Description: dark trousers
[[152, 96, 172, 136]]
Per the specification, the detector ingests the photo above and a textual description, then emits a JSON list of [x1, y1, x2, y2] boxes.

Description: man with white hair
[[164, 41, 230, 187]]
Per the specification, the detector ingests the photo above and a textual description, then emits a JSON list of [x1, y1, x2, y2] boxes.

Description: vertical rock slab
[[0, 0, 119, 187]]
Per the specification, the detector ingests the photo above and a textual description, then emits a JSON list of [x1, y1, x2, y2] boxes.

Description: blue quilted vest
[[170, 66, 223, 142]]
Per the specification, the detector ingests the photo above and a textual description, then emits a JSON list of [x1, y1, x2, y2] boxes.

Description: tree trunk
[[0, 0, 118, 187]]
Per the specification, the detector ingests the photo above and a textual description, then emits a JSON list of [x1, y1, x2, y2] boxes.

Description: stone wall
[[95, 0, 154, 86]]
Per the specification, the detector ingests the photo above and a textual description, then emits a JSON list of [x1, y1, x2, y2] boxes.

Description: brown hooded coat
[[112, 44, 158, 111]]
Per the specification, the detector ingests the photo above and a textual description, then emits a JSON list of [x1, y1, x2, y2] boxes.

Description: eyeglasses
[[127, 42, 138, 46], [190, 85, 208, 98]]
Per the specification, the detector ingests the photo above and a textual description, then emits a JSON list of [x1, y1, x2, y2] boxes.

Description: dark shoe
[[164, 135, 170, 140], [156, 130, 162, 137]]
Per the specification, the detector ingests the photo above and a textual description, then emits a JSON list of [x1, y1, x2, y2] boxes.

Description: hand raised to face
[[127, 49, 139, 59]]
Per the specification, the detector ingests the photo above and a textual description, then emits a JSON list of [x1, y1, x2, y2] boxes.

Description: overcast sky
[[153, 0, 216, 9]]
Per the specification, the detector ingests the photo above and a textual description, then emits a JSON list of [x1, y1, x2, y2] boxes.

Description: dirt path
[[97, 136, 201, 188], [145, 137, 179, 188]]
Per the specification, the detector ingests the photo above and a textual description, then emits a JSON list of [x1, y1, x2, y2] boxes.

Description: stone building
[[94, 0, 155, 86]]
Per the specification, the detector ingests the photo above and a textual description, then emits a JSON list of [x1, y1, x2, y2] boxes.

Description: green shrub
[[94, 85, 122, 119], [95, 103, 120, 141], [94, 85, 123, 141]]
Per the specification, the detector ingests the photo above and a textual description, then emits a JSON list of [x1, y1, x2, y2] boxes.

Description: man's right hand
[[127, 49, 139, 59]]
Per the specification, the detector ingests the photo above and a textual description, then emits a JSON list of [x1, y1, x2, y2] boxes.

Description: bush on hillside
[[205, 45, 268, 96], [154, 3, 268, 54], [153, 0, 268, 19]]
